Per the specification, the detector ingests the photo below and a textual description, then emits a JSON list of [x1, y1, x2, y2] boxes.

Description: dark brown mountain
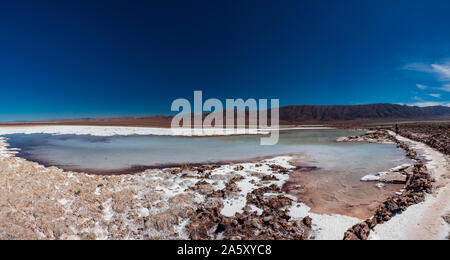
[[278, 104, 450, 123], [1, 104, 449, 127]]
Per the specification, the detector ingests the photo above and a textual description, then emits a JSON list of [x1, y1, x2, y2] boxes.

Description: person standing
[[395, 124, 399, 136]]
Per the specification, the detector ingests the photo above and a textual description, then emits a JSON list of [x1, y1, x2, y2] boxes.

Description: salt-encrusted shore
[[0, 125, 264, 136], [369, 132, 450, 240], [0, 133, 359, 240], [340, 130, 450, 240], [0, 125, 331, 137]]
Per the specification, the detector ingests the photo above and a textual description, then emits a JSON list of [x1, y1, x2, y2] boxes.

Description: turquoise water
[[3, 129, 411, 175]]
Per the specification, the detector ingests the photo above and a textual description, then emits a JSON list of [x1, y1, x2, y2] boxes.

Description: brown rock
[[385, 199, 400, 213], [269, 164, 289, 174], [442, 214, 450, 224], [302, 216, 312, 228], [233, 165, 244, 171], [343, 231, 360, 240]]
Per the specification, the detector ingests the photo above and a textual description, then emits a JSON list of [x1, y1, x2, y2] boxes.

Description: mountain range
[[1, 104, 449, 126]]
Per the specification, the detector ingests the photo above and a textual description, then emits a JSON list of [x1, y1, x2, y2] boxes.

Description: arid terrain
[[393, 122, 448, 156], [0, 121, 448, 240]]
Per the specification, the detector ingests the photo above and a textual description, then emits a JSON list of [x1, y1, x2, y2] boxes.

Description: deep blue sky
[[1, 0, 450, 121]]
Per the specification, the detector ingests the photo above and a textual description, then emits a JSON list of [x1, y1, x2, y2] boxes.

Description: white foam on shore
[[0, 125, 334, 137], [361, 174, 383, 182], [288, 203, 361, 240], [360, 163, 411, 182], [390, 163, 412, 171], [336, 137, 348, 142], [0, 125, 270, 136], [0, 137, 18, 158]]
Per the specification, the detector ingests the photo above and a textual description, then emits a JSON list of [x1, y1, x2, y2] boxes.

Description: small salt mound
[[361, 174, 383, 182]]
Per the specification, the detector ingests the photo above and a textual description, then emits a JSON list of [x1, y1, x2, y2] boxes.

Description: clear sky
[[1, 0, 450, 122]]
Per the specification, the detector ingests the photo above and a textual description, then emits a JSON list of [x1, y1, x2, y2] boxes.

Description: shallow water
[[3, 129, 411, 176]]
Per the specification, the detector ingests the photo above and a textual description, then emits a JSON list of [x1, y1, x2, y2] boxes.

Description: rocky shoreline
[[341, 130, 434, 240], [186, 184, 311, 240], [396, 123, 450, 156], [170, 163, 313, 240], [0, 136, 317, 240]]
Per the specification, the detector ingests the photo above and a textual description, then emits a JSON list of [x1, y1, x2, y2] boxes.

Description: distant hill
[[278, 104, 450, 123], [0, 104, 449, 127]]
